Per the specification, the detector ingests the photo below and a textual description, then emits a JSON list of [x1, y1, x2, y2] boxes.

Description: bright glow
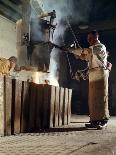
[[33, 72, 40, 84], [32, 71, 59, 86], [50, 79, 59, 86], [49, 75, 59, 86]]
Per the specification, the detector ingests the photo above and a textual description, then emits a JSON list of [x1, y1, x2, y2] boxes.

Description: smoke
[[30, 0, 92, 86], [36, 0, 92, 23], [30, 0, 92, 44], [48, 48, 60, 86], [30, 0, 47, 42]]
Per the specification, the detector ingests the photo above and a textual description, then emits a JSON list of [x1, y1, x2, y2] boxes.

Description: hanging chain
[[66, 17, 83, 49], [61, 35, 74, 78], [64, 17, 89, 80]]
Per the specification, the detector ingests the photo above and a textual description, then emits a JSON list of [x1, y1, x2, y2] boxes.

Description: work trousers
[[88, 68, 110, 121]]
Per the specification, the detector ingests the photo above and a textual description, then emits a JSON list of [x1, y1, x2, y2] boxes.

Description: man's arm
[[70, 48, 92, 60]]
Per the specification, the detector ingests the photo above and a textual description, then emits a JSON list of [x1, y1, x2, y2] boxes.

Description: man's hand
[[79, 48, 92, 60], [79, 53, 87, 60]]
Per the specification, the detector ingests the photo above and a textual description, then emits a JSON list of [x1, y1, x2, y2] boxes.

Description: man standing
[[85, 30, 110, 129]]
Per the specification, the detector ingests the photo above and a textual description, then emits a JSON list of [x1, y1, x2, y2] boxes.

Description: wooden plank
[[54, 87, 59, 127], [35, 84, 44, 130], [0, 76, 5, 136], [59, 87, 64, 126], [11, 79, 15, 134], [20, 81, 30, 132], [63, 88, 68, 125], [57, 87, 60, 126], [28, 82, 37, 132], [22, 0, 31, 35], [43, 85, 51, 129], [21, 0, 31, 65], [49, 86, 55, 128], [14, 80, 22, 134], [4, 76, 12, 135], [67, 89, 72, 124], [79, 19, 116, 33]]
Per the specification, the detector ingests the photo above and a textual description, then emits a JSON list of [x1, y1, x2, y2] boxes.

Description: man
[[0, 56, 17, 75], [85, 30, 110, 129]]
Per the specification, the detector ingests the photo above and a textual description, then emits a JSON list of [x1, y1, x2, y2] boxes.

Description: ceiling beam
[[0, 0, 21, 15], [0, 3, 20, 22], [76, 19, 116, 33]]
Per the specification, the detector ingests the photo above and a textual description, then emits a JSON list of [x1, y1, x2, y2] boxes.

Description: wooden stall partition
[[0, 77, 72, 135]]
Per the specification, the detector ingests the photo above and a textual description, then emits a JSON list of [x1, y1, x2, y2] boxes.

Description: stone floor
[[0, 115, 116, 155]]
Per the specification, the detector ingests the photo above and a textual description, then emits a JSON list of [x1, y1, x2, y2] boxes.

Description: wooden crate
[[0, 77, 72, 135]]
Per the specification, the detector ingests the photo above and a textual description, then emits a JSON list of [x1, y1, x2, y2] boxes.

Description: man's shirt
[[89, 40, 107, 69], [0, 58, 10, 75]]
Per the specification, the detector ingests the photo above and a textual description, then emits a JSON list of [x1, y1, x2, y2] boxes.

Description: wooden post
[[14, 80, 22, 134], [59, 87, 64, 126], [49, 86, 55, 128], [35, 84, 44, 130], [43, 85, 51, 129], [67, 89, 72, 124], [4, 76, 12, 135], [21, 0, 31, 65], [63, 88, 69, 125], [28, 82, 37, 132], [20, 81, 30, 132], [54, 87, 59, 127], [0, 76, 5, 136]]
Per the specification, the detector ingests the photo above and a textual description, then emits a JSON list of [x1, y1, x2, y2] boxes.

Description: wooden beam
[[76, 19, 116, 33], [0, 4, 20, 22], [0, 0, 21, 15], [21, 0, 31, 65], [0, 76, 5, 136], [21, 0, 31, 34]]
